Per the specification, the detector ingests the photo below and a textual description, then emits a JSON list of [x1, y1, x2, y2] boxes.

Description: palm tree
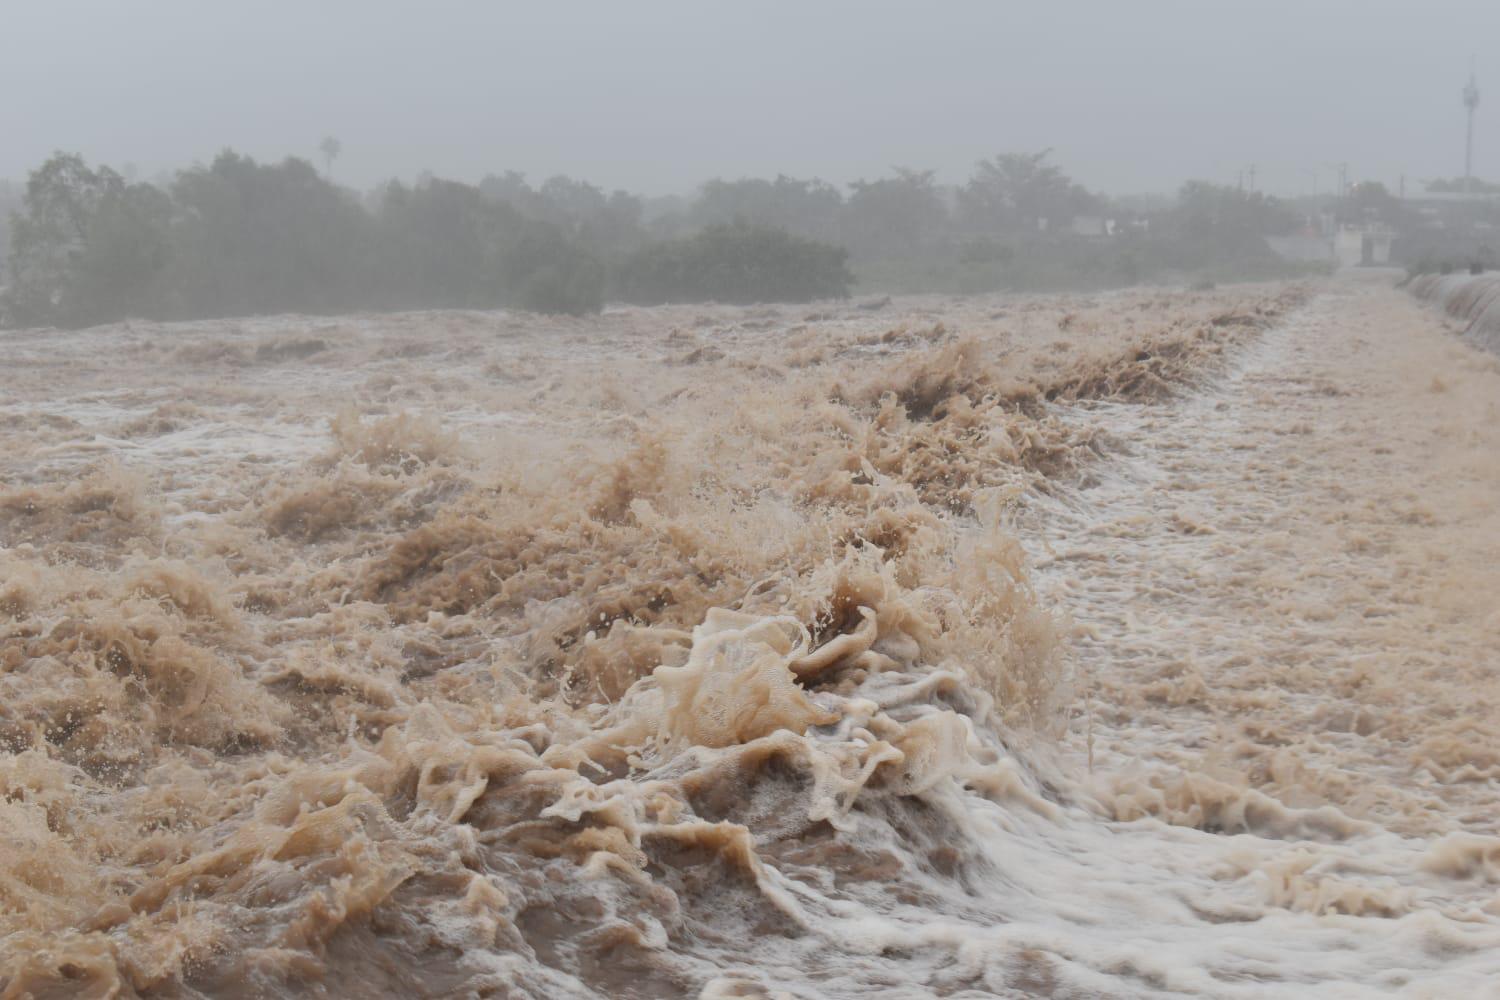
[[318, 136, 342, 179]]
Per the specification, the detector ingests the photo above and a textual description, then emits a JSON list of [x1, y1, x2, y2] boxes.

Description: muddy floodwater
[[2, 274, 1498, 998]]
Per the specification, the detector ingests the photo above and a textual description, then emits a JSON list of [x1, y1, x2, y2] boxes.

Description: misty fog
[[3, 4, 1500, 999]]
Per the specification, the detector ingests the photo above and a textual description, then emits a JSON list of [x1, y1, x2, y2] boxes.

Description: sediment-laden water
[[2, 277, 1498, 998]]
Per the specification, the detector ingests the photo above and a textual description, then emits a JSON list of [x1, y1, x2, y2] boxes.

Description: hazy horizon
[[3, 0, 1497, 199]]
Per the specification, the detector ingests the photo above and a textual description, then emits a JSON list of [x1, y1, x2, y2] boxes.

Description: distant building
[[1265, 233, 1334, 263], [1392, 191, 1500, 265], [1069, 215, 1108, 238], [1334, 224, 1395, 267], [1400, 191, 1500, 233]]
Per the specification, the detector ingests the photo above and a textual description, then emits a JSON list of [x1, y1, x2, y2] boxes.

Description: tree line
[[0, 148, 1309, 328]]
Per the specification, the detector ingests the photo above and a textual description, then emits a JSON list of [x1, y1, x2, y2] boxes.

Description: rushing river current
[[2, 274, 1498, 998]]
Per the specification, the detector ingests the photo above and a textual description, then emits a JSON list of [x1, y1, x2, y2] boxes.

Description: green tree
[[3, 153, 171, 327], [691, 175, 844, 244], [0, 179, 20, 284], [842, 168, 947, 259], [959, 150, 1097, 234], [319, 136, 342, 178], [4, 153, 115, 324], [617, 222, 852, 304], [376, 177, 499, 307], [479, 172, 646, 257], [377, 175, 604, 313], [478, 170, 542, 214], [70, 181, 172, 325], [535, 176, 646, 255], [502, 220, 605, 314], [1171, 181, 1299, 238], [164, 151, 374, 317]]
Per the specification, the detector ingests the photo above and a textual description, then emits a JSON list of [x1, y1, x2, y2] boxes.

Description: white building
[[1334, 224, 1395, 267], [1265, 233, 1335, 263]]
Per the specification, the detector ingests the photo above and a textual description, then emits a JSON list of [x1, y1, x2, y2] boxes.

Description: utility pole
[[1464, 65, 1480, 195], [1247, 164, 1257, 193]]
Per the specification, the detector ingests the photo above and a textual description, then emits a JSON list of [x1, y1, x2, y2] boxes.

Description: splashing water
[[2, 277, 1498, 998]]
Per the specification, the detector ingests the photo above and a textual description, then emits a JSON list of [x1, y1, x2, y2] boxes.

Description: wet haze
[[11, 3, 1500, 997], [2, 0, 1496, 196]]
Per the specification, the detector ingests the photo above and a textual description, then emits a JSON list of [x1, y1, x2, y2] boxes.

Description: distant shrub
[[616, 222, 853, 304]]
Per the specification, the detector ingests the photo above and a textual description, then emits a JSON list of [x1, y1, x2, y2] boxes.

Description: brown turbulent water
[[1, 275, 1497, 998]]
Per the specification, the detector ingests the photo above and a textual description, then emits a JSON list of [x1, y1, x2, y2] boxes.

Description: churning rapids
[[2, 274, 1498, 998]]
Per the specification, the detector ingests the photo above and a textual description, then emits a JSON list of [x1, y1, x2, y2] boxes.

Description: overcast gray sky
[[2, 0, 1495, 198]]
